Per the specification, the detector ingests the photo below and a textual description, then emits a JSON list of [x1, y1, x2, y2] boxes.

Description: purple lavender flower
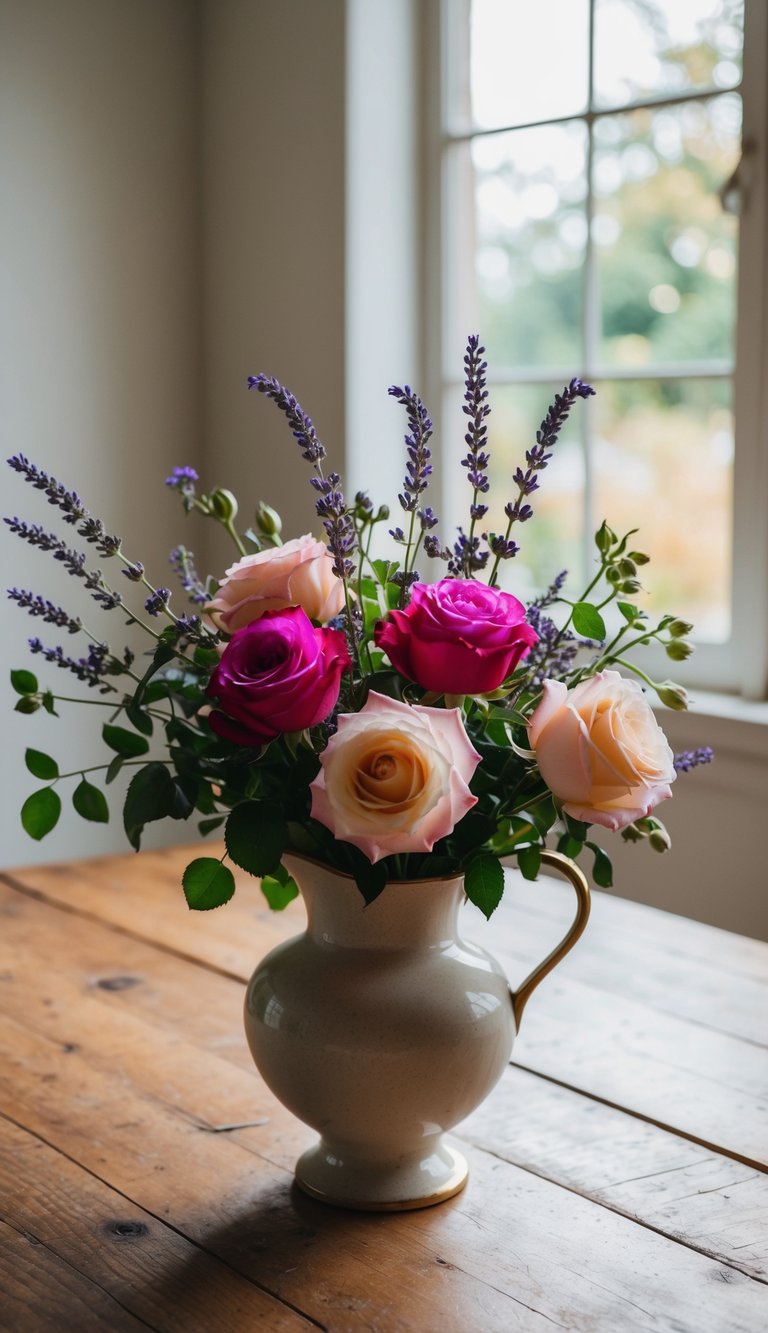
[[165, 466, 199, 513], [248, 376, 326, 465], [122, 560, 145, 582], [169, 545, 209, 605], [4, 518, 123, 610], [310, 473, 356, 580], [27, 637, 118, 692], [504, 380, 594, 528], [144, 587, 172, 617], [6, 456, 121, 555], [7, 588, 81, 633], [673, 746, 714, 773], [388, 384, 434, 514], [461, 335, 491, 523], [448, 529, 489, 577], [7, 454, 87, 525]]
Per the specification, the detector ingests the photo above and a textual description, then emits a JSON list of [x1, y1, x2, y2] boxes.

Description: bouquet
[[6, 336, 712, 917]]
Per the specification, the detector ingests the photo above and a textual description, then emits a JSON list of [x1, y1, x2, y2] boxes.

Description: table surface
[[1, 843, 767, 1332]]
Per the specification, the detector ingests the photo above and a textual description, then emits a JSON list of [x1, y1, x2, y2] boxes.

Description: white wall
[[0, 0, 202, 865]]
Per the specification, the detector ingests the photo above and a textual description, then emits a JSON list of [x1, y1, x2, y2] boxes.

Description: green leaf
[[41, 691, 58, 716], [72, 778, 109, 824], [564, 814, 589, 843], [123, 762, 192, 851], [11, 669, 38, 696], [193, 645, 221, 669], [557, 834, 583, 859], [224, 801, 286, 878], [572, 602, 607, 641], [371, 558, 399, 586], [125, 703, 153, 737], [464, 852, 504, 921], [517, 844, 542, 881], [21, 788, 61, 840], [182, 858, 235, 911], [102, 724, 150, 758], [586, 841, 613, 888], [25, 748, 59, 781], [198, 815, 225, 836], [105, 754, 124, 785], [260, 862, 300, 911], [617, 601, 639, 623], [352, 857, 388, 906]]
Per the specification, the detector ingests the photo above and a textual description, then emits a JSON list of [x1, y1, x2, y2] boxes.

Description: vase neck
[[283, 855, 464, 950]]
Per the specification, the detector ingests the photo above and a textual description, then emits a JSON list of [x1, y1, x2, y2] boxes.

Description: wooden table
[[1, 844, 767, 1332]]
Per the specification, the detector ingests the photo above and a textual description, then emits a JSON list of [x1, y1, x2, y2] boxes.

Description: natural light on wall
[[441, 0, 744, 651]]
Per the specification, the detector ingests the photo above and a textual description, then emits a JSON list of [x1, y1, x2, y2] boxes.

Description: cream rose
[[207, 535, 344, 633], [310, 692, 481, 863], [527, 670, 676, 831]]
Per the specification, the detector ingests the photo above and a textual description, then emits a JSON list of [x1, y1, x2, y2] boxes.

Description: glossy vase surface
[[244, 851, 590, 1212]]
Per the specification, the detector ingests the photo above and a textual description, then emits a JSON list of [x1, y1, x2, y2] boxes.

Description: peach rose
[[527, 670, 676, 831], [207, 535, 344, 633], [310, 692, 481, 863]]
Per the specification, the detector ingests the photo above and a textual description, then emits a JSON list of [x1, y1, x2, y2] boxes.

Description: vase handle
[[510, 850, 591, 1030]]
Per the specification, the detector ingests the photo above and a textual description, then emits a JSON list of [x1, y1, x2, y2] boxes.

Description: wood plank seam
[[0, 1210, 160, 1333], [0, 1109, 328, 1333], [458, 1138, 768, 1289], [512, 1060, 768, 1173]]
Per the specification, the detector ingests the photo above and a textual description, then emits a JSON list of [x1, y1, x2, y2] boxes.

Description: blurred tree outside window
[[438, 0, 767, 696]]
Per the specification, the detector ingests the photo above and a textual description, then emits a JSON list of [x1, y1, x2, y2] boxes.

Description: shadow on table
[[147, 1176, 470, 1326]]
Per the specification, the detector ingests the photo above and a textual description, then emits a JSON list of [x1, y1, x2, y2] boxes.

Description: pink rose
[[310, 691, 481, 863], [207, 534, 344, 633], [206, 606, 350, 746], [528, 670, 676, 831], [374, 579, 537, 695]]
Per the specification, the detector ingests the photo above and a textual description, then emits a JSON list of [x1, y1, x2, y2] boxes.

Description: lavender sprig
[[488, 379, 595, 584], [388, 384, 440, 595], [459, 336, 492, 575], [27, 637, 118, 693], [310, 473, 357, 580], [4, 519, 123, 610], [144, 587, 172, 617], [673, 746, 714, 773], [247, 375, 326, 465], [8, 588, 81, 634], [169, 545, 209, 605], [7, 455, 121, 556]]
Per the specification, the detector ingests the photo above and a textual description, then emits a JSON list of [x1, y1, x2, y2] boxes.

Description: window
[[429, 0, 768, 697]]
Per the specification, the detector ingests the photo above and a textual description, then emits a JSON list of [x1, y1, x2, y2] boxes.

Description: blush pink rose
[[527, 670, 676, 831], [206, 606, 350, 746], [310, 691, 481, 863], [374, 579, 537, 695], [207, 534, 344, 633]]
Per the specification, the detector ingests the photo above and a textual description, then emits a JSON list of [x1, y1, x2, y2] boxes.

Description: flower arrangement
[[6, 337, 713, 917]]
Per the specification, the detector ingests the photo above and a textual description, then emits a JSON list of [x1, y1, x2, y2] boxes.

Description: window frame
[[421, 0, 768, 700]]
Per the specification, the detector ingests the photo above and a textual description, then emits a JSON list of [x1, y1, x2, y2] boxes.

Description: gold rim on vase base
[[294, 1162, 469, 1213]]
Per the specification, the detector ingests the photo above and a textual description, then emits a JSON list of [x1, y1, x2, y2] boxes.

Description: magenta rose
[[206, 606, 350, 746], [374, 579, 538, 695]]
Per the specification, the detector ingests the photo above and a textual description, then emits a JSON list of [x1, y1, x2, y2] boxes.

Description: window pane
[[594, 0, 744, 109], [463, 121, 588, 371], [470, 0, 589, 130], [593, 378, 732, 640], [441, 383, 587, 603], [593, 96, 741, 368]]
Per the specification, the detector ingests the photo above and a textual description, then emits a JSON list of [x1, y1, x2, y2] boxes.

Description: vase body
[[243, 854, 515, 1211]]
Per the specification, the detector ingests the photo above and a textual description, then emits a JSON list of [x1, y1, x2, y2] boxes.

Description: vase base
[[294, 1139, 469, 1212]]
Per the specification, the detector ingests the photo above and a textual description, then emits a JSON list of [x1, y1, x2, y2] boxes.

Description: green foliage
[[182, 858, 236, 911], [572, 602, 607, 641], [21, 788, 61, 840], [102, 724, 150, 758], [25, 749, 58, 781], [517, 844, 542, 881], [11, 669, 38, 696], [72, 778, 109, 823], [260, 863, 300, 911], [225, 801, 286, 878], [464, 852, 504, 920], [123, 762, 193, 851]]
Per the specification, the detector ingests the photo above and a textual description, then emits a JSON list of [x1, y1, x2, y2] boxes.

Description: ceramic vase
[[243, 850, 590, 1211]]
